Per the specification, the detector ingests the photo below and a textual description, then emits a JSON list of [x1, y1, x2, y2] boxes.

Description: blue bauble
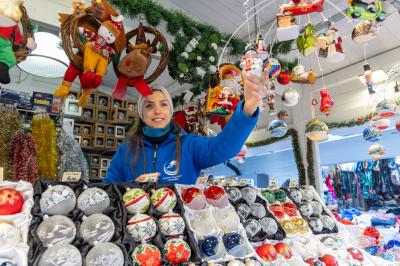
[[268, 119, 288, 138], [363, 126, 381, 142], [364, 245, 379, 256], [199, 236, 219, 257], [0, 263, 17, 266], [222, 232, 241, 251], [379, 252, 394, 262]]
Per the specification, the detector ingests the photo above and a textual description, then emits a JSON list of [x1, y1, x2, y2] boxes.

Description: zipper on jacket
[[153, 144, 158, 172]]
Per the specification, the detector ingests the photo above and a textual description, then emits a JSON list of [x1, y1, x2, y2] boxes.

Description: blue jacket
[[104, 101, 259, 184]]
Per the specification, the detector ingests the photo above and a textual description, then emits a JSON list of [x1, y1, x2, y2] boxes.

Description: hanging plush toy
[[112, 23, 159, 100], [0, 0, 37, 84], [320, 87, 334, 116], [240, 44, 264, 79], [290, 64, 317, 84], [296, 24, 317, 56], [317, 23, 345, 63], [280, 0, 325, 16]]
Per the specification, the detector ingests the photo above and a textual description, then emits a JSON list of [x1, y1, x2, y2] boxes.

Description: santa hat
[[101, 15, 123, 37]]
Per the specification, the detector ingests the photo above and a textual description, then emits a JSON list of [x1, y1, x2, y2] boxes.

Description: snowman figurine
[[240, 44, 264, 79]]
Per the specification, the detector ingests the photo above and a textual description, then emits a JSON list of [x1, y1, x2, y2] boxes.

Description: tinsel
[[9, 131, 39, 183], [31, 114, 58, 180], [0, 108, 22, 179], [57, 130, 89, 182]]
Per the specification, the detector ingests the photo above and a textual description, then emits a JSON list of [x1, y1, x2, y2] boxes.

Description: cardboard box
[[0, 87, 32, 109]]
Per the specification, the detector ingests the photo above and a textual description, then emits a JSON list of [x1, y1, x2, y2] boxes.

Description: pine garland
[[326, 113, 375, 128], [306, 138, 315, 186], [246, 128, 306, 185]]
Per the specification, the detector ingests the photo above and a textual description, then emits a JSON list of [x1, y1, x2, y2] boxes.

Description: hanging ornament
[[40, 185, 76, 215], [236, 145, 247, 164], [371, 116, 391, 130], [80, 213, 115, 244], [181, 187, 206, 210], [305, 119, 329, 141], [163, 238, 191, 264], [132, 243, 162, 266], [280, 0, 325, 16], [263, 58, 282, 80], [281, 87, 300, 106], [127, 213, 156, 242], [158, 212, 185, 237], [317, 23, 345, 63], [199, 236, 219, 257], [150, 187, 177, 213], [277, 70, 291, 85], [276, 14, 299, 42], [37, 215, 76, 247], [0, 188, 23, 215], [255, 33, 268, 60], [204, 186, 228, 208], [296, 24, 318, 57], [123, 188, 150, 214], [396, 120, 400, 132], [290, 65, 317, 84], [368, 143, 385, 159], [268, 117, 288, 138], [239, 44, 264, 78], [347, 0, 387, 22], [266, 81, 277, 115], [363, 63, 375, 95], [38, 244, 82, 266], [77, 187, 110, 215], [363, 126, 381, 142], [256, 243, 277, 262], [352, 20, 380, 43], [319, 88, 334, 116], [375, 99, 399, 117], [85, 243, 124, 266]]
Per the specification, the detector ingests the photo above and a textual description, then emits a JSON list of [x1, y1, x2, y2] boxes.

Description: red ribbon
[[112, 75, 153, 100]]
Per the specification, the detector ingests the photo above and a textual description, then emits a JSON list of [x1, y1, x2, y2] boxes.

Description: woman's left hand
[[243, 73, 267, 116]]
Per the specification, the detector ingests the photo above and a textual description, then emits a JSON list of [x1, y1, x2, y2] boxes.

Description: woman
[[104, 74, 265, 184]]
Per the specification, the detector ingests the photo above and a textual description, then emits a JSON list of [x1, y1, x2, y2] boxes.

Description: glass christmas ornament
[[151, 188, 177, 213], [320, 215, 335, 230], [268, 119, 288, 138], [199, 236, 219, 257], [274, 242, 293, 259], [363, 126, 381, 143], [310, 201, 323, 216], [0, 221, 21, 249], [274, 190, 287, 201], [204, 186, 228, 208], [181, 187, 206, 210], [244, 219, 261, 238], [305, 119, 329, 142], [80, 213, 115, 244], [37, 215, 76, 247], [226, 187, 242, 203], [301, 188, 315, 202], [300, 203, 313, 217], [309, 217, 324, 232], [38, 244, 82, 266], [347, 247, 364, 262], [85, 243, 124, 266], [189, 211, 216, 236], [236, 204, 251, 220], [123, 188, 150, 215], [127, 213, 156, 242], [163, 238, 191, 264], [289, 189, 302, 203], [223, 232, 242, 251], [318, 254, 338, 266], [214, 206, 240, 232], [227, 259, 245, 266], [240, 187, 257, 204], [249, 203, 266, 218], [256, 243, 277, 262], [0, 188, 23, 215], [281, 88, 300, 107], [131, 243, 161, 266], [368, 143, 385, 159], [158, 212, 185, 237], [40, 185, 76, 215], [262, 191, 275, 202], [245, 259, 262, 266], [77, 187, 110, 215], [260, 217, 278, 235]]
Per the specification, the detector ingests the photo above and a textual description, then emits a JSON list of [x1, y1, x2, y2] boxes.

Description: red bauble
[[204, 186, 225, 200], [0, 188, 24, 215], [274, 242, 293, 259], [277, 71, 291, 85], [364, 226, 380, 239], [319, 254, 338, 266], [292, 0, 301, 3], [256, 244, 277, 262], [182, 187, 201, 204], [396, 120, 400, 132], [347, 247, 364, 262]]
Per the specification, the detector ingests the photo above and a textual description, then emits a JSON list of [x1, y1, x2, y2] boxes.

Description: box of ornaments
[[116, 182, 203, 265], [28, 180, 129, 266], [175, 184, 257, 263]]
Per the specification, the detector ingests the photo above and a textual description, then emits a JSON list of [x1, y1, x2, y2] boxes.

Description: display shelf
[[81, 146, 116, 155]]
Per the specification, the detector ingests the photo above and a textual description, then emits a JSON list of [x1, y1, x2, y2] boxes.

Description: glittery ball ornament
[[256, 243, 277, 262], [277, 71, 291, 85], [244, 219, 262, 237], [38, 244, 82, 266], [311, 201, 323, 216], [318, 254, 338, 266], [260, 217, 278, 235], [240, 187, 257, 204], [223, 232, 242, 251], [0, 188, 24, 215], [189, 211, 216, 236], [77, 187, 110, 215], [226, 187, 242, 203], [204, 186, 228, 208], [86, 243, 124, 266], [163, 238, 191, 264], [321, 215, 335, 230], [301, 188, 315, 202], [236, 204, 251, 220], [0, 222, 21, 249], [199, 236, 219, 257], [281, 88, 300, 107], [309, 217, 324, 232], [181, 187, 206, 210], [274, 190, 287, 201], [132, 243, 161, 266], [127, 213, 156, 242], [274, 242, 293, 259], [290, 189, 302, 203], [158, 212, 185, 237], [151, 188, 177, 213], [368, 143, 385, 159], [123, 188, 150, 214], [300, 203, 313, 217], [80, 213, 115, 244], [250, 203, 266, 218], [37, 215, 76, 247], [363, 126, 381, 142], [40, 185, 76, 215], [262, 191, 275, 202]]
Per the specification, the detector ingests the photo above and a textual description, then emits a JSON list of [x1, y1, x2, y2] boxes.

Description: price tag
[[239, 179, 249, 186], [136, 172, 160, 183], [0, 167, 3, 181], [196, 176, 209, 185], [62, 172, 81, 182], [268, 177, 278, 189], [289, 179, 297, 188]]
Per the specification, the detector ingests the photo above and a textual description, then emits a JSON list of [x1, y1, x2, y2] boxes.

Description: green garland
[[246, 128, 306, 185], [326, 112, 375, 128], [306, 138, 315, 186]]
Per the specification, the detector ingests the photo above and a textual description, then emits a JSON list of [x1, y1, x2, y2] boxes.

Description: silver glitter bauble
[[226, 187, 242, 203], [77, 187, 110, 215], [309, 217, 324, 232], [300, 203, 313, 217], [321, 215, 336, 230], [240, 187, 257, 204], [236, 204, 251, 220], [85, 243, 124, 266], [40, 185, 76, 215], [80, 214, 115, 244], [36, 215, 76, 247], [38, 244, 82, 266], [289, 189, 302, 203], [310, 201, 323, 216], [259, 217, 278, 235], [250, 203, 266, 218], [301, 188, 314, 202], [244, 219, 261, 237]]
